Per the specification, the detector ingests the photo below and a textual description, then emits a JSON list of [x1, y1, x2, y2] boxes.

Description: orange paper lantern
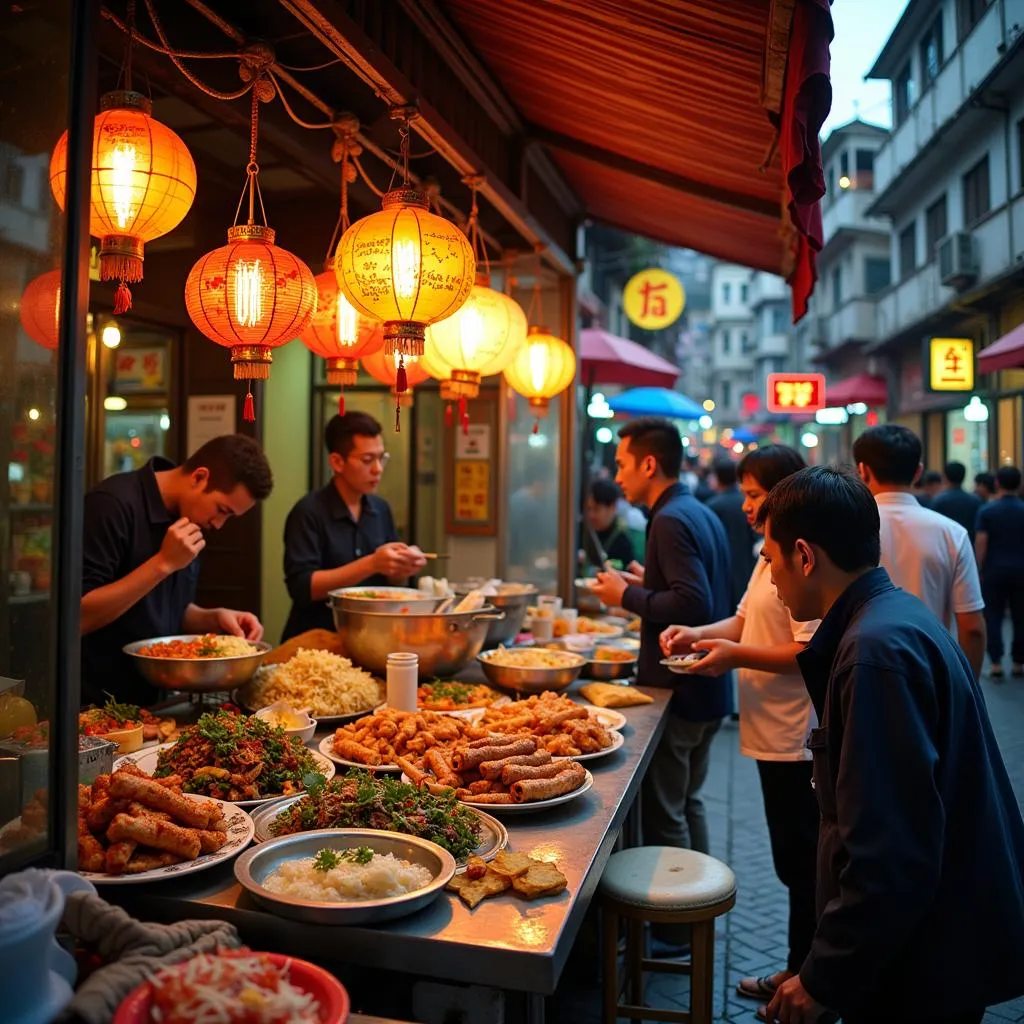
[[50, 91, 196, 312], [502, 327, 577, 429], [362, 348, 429, 431], [19, 269, 62, 350]]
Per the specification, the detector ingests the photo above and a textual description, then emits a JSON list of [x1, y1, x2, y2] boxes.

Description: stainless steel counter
[[108, 687, 670, 1014]]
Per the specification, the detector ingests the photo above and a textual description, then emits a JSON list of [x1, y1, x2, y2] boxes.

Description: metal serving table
[[107, 687, 670, 1023]]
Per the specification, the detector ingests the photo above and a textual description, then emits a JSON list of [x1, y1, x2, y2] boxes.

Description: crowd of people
[[586, 418, 1024, 1024]]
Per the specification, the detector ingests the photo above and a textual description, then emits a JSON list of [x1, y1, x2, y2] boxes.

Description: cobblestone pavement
[[550, 665, 1024, 1024]]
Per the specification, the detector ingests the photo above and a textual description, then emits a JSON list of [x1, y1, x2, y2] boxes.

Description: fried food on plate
[[447, 849, 568, 909]]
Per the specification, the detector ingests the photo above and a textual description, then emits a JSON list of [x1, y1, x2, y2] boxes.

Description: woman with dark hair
[[660, 444, 819, 1008]]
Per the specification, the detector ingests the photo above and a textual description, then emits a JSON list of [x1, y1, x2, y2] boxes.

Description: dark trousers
[[982, 569, 1024, 664], [845, 1013, 984, 1024], [756, 759, 819, 973]]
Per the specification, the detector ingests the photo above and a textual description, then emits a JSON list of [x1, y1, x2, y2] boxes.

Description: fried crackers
[[447, 848, 567, 909]]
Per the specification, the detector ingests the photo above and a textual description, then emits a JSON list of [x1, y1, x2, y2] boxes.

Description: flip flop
[[737, 976, 780, 1000]]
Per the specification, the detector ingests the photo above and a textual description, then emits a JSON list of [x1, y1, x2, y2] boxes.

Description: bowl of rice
[[234, 828, 457, 924], [123, 634, 271, 693], [235, 648, 384, 725]]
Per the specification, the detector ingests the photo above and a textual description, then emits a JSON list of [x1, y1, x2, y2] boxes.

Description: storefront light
[[587, 392, 615, 419], [104, 396, 127, 411], [527, 432, 549, 449], [27, 408, 40, 421], [839, 175, 851, 189], [698, 414, 713, 430], [101, 323, 121, 349], [846, 402, 868, 416], [815, 406, 849, 425], [801, 431, 819, 448], [595, 426, 614, 444], [702, 399, 715, 412], [963, 396, 989, 423], [159, 414, 171, 431], [732, 441, 744, 454]]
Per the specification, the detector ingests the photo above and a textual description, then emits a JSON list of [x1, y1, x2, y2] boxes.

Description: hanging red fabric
[[113, 282, 132, 315], [445, 403, 453, 428], [243, 387, 255, 423], [338, 391, 345, 416]]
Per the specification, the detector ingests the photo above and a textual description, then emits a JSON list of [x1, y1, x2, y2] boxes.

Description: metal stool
[[600, 847, 736, 1024]]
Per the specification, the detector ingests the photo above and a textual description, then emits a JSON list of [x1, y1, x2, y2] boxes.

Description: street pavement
[[550, 665, 1024, 1024]]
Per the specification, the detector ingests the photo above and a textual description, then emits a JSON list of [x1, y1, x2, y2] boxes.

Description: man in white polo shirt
[[852, 425, 986, 678]]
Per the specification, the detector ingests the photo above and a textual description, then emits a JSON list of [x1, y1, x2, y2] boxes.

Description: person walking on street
[[975, 465, 1024, 679], [660, 444, 819, 1007], [590, 417, 732, 956], [706, 458, 757, 608], [931, 461, 982, 543], [759, 466, 1024, 1024], [974, 471, 996, 502], [852, 425, 986, 678]]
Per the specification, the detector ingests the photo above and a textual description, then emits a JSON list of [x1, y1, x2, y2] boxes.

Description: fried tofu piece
[[512, 861, 568, 899], [447, 868, 511, 909], [488, 849, 534, 878]]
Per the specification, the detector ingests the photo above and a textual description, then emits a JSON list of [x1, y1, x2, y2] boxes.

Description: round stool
[[600, 847, 736, 1024]]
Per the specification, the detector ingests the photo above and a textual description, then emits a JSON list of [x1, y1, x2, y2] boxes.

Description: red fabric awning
[[978, 322, 1024, 373], [826, 373, 888, 407], [440, 0, 833, 320], [580, 327, 680, 387]]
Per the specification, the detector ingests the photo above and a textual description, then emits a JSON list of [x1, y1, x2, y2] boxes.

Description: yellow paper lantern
[[335, 188, 475, 359], [503, 327, 577, 427], [50, 91, 196, 312]]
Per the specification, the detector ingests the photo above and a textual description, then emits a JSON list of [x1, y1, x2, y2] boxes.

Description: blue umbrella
[[606, 387, 705, 420], [731, 427, 760, 444]]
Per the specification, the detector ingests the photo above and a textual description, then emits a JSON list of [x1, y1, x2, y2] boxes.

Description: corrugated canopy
[[441, 0, 834, 319]]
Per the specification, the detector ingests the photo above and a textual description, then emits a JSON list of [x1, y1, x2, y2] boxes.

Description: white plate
[[584, 707, 628, 732], [660, 655, 708, 675], [402, 769, 595, 815], [80, 796, 254, 885], [318, 734, 402, 773], [555, 728, 624, 762], [114, 742, 336, 807]]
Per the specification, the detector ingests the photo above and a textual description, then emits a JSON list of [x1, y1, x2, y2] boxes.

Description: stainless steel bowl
[[575, 577, 605, 614], [329, 586, 446, 615], [122, 635, 271, 693], [233, 828, 456, 924], [584, 648, 638, 681], [332, 605, 504, 677], [452, 584, 538, 647], [477, 650, 585, 694]]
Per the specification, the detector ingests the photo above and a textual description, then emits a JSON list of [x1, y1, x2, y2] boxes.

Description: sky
[[820, 0, 912, 139]]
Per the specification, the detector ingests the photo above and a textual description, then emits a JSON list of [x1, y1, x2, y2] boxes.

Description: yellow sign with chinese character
[[927, 337, 974, 391], [623, 268, 686, 330]]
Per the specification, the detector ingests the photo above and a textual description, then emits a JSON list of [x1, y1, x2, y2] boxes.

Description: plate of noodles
[[234, 648, 385, 726]]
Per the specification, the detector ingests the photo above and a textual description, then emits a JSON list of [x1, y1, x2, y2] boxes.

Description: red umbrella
[[580, 327, 681, 387]]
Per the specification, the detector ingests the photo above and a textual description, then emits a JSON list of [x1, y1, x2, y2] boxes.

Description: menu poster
[[186, 395, 236, 456], [114, 346, 167, 393], [454, 460, 490, 523], [445, 392, 498, 536]]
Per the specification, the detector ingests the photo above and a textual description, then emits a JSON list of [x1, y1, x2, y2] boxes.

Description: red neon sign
[[766, 373, 826, 414]]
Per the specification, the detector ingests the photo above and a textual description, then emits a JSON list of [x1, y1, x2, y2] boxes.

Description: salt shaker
[[387, 652, 419, 712]]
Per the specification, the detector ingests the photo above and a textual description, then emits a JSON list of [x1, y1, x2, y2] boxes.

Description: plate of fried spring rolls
[[77, 765, 254, 883], [399, 734, 595, 814]]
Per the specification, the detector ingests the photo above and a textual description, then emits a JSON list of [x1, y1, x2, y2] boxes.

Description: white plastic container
[[387, 652, 419, 712]]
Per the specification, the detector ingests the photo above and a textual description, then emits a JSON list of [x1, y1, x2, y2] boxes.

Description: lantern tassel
[[243, 386, 256, 424], [394, 401, 401, 433], [445, 403, 453, 428], [460, 396, 469, 436], [532, 418, 539, 435], [338, 391, 345, 417], [396, 355, 408, 394], [113, 281, 132, 315]]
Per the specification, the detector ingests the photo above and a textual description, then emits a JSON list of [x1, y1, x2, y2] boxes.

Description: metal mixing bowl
[[452, 583, 538, 647], [575, 577, 605, 614], [234, 828, 456, 925], [584, 647, 638, 681], [329, 586, 446, 615], [332, 604, 503, 677], [477, 650, 585, 694], [122, 635, 271, 693]]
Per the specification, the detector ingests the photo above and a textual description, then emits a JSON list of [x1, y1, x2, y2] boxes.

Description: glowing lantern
[[19, 269, 62, 350], [50, 91, 196, 313], [362, 348, 430, 430], [503, 327, 577, 431], [301, 269, 384, 414], [335, 188, 475, 359]]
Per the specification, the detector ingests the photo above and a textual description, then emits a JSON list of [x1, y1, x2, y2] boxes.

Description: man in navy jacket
[[755, 466, 1024, 1024], [593, 418, 733, 952]]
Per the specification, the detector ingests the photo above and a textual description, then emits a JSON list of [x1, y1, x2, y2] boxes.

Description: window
[[895, 63, 914, 125], [741, 331, 754, 354], [722, 329, 732, 354], [740, 283, 748, 304], [864, 257, 891, 295], [826, 164, 835, 197], [957, 0, 991, 42], [832, 267, 842, 308], [2, 161, 24, 203], [721, 380, 732, 410], [925, 195, 948, 261], [839, 151, 849, 179], [899, 223, 917, 279], [771, 306, 788, 334], [855, 149, 875, 190], [962, 155, 991, 226], [722, 282, 731, 304], [920, 15, 944, 88]]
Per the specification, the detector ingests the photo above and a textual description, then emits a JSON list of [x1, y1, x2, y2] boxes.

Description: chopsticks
[[420, 553, 451, 559]]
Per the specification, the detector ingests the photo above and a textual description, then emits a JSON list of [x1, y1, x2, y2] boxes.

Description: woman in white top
[[660, 445, 818, 1007]]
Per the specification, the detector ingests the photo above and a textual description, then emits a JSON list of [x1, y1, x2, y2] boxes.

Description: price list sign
[[454, 460, 490, 523]]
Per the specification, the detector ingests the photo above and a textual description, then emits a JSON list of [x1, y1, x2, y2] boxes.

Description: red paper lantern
[[19, 269, 62, 350]]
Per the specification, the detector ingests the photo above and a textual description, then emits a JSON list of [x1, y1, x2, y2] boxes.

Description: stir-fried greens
[[153, 710, 320, 800], [270, 770, 482, 861], [79, 694, 142, 735]]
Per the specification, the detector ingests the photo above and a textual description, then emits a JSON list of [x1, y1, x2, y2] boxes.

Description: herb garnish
[[313, 846, 374, 871]]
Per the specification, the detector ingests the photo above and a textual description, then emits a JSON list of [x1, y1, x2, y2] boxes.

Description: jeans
[[982, 569, 1024, 664], [756, 759, 820, 973]]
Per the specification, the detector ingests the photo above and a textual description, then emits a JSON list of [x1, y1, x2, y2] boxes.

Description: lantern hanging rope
[[300, 115, 383, 416], [362, 349, 430, 432], [184, 59, 316, 423], [49, 1, 196, 315]]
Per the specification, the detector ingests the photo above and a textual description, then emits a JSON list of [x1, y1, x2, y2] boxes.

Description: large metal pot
[[329, 586, 445, 615], [122, 636, 271, 693], [452, 584, 537, 647], [332, 604, 504, 678]]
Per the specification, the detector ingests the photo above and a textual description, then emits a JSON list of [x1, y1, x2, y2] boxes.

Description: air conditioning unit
[[938, 232, 978, 289]]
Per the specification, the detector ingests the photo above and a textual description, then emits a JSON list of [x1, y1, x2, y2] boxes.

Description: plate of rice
[[235, 648, 385, 725]]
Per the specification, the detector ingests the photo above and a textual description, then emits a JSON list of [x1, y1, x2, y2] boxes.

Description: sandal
[[737, 975, 781, 1000]]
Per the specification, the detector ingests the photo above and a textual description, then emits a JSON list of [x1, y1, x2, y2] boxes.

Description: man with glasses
[[282, 411, 427, 640]]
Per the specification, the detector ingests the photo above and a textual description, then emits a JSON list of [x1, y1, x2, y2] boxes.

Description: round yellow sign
[[623, 268, 686, 330]]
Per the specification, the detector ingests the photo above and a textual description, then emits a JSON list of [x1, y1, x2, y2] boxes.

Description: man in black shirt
[[80, 434, 274, 706], [579, 478, 637, 572], [706, 458, 757, 607], [282, 412, 426, 640], [931, 460, 982, 542], [759, 467, 1024, 1024]]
